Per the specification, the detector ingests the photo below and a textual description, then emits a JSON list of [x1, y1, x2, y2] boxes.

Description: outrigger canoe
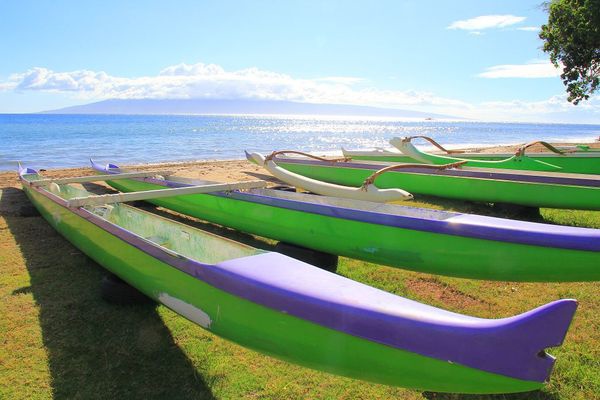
[[91, 160, 600, 281], [19, 165, 578, 393], [267, 152, 600, 210], [343, 136, 600, 174]]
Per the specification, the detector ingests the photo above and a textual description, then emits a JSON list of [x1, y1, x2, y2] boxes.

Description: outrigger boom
[[63, 179, 268, 208]]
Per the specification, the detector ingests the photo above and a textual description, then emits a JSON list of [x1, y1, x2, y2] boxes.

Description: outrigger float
[[19, 164, 578, 393], [266, 151, 600, 210], [342, 136, 600, 174], [246, 150, 413, 202], [91, 160, 600, 282]]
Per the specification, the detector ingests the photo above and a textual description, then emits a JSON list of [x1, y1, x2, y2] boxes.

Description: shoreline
[[2, 141, 600, 174]]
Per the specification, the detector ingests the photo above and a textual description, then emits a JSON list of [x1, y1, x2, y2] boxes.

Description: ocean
[[2, 114, 599, 171]]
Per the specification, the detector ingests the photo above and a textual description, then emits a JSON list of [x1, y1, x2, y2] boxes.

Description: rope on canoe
[[264, 150, 351, 164], [516, 141, 567, 157], [360, 160, 468, 190], [402, 136, 464, 154]]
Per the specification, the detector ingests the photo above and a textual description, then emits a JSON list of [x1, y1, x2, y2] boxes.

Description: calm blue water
[[2, 114, 600, 171]]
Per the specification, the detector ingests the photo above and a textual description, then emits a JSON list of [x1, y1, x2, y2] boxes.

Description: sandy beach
[[3, 140, 599, 192]]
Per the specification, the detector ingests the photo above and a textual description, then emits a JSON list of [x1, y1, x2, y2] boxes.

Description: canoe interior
[[30, 174, 261, 264]]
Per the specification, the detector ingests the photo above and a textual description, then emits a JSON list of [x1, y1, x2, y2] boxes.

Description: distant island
[[42, 98, 458, 119]]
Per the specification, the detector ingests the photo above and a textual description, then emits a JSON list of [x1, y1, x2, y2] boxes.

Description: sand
[[1, 141, 599, 214]]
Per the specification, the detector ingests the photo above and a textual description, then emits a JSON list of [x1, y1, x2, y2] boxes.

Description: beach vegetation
[[540, 0, 600, 104]]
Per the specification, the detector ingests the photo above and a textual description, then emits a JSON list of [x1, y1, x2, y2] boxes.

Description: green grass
[[1, 187, 599, 400]]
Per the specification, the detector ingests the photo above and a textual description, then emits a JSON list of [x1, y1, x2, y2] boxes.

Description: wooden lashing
[[360, 160, 468, 190], [515, 141, 567, 157], [31, 170, 175, 187], [264, 150, 351, 164], [402, 136, 464, 154]]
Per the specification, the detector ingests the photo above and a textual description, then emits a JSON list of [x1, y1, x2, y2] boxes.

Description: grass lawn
[[1, 185, 599, 400]]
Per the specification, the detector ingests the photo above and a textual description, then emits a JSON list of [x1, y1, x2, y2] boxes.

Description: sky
[[0, 0, 599, 123]]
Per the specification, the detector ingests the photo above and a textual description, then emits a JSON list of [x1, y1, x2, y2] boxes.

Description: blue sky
[[1, 0, 599, 122]]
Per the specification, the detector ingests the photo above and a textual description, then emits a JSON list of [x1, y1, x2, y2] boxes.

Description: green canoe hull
[[350, 153, 600, 174], [21, 179, 545, 393], [276, 160, 600, 210], [101, 178, 600, 282]]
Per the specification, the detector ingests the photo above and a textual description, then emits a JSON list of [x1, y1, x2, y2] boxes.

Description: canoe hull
[[348, 152, 600, 174], [21, 178, 552, 393], [456, 154, 600, 174], [98, 175, 600, 282], [276, 159, 600, 210]]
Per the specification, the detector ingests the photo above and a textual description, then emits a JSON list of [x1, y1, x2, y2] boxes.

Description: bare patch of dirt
[[405, 277, 493, 311]]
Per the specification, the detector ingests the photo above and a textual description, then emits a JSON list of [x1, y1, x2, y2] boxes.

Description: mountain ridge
[[41, 98, 459, 119]]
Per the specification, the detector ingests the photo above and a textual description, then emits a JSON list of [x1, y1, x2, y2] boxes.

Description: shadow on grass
[[3, 187, 216, 399], [395, 193, 546, 222]]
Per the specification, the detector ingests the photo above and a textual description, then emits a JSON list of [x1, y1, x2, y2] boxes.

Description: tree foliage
[[539, 0, 600, 104]]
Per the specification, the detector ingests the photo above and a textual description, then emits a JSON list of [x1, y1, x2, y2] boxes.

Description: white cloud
[[159, 62, 226, 76], [448, 15, 526, 31], [478, 60, 561, 78], [0, 62, 468, 112], [1, 61, 599, 122], [517, 26, 541, 32], [445, 94, 600, 123], [12, 68, 114, 92], [477, 95, 597, 118]]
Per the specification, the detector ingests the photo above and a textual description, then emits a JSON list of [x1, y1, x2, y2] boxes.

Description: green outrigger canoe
[[390, 137, 565, 172], [343, 136, 600, 174], [92, 160, 600, 282], [269, 153, 600, 210], [19, 165, 579, 393]]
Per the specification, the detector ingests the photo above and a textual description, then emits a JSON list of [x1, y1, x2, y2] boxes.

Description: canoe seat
[[49, 182, 61, 194], [145, 235, 171, 248], [91, 205, 114, 219]]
